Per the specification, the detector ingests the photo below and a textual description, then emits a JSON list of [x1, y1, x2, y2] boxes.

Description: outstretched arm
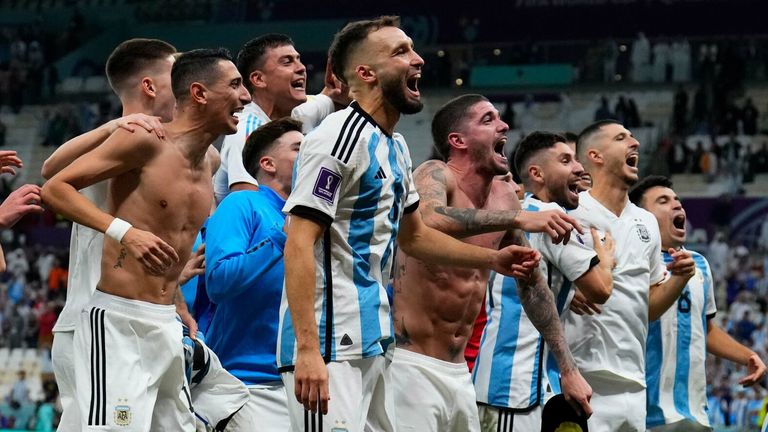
[[415, 160, 582, 243], [707, 320, 767, 386], [397, 208, 539, 279], [41, 114, 165, 179]]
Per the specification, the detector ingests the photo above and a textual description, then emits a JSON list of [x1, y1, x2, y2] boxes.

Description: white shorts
[[648, 419, 712, 431], [390, 348, 479, 432], [74, 290, 195, 431], [478, 404, 541, 432], [224, 383, 291, 431], [184, 336, 249, 429], [52, 330, 78, 431], [586, 373, 646, 432], [281, 355, 394, 432]]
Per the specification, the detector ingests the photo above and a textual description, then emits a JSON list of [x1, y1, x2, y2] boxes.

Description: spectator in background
[[673, 85, 689, 133], [0, 118, 6, 147], [614, 95, 629, 124], [671, 38, 692, 83], [602, 38, 618, 82], [594, 95, 613, 121], [743, 98, 759, 135], [652, 39, 671, 83], [669, 138, 688, 173], [736, 310, 758, 344], [9, 370, 29, 405], [754, 141, 768, 174], [626, 97, 641, 127], [631, 32, 651, 83]]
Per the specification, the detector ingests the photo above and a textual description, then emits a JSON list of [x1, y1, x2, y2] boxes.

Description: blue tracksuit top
[[204, 186, 287, 385]]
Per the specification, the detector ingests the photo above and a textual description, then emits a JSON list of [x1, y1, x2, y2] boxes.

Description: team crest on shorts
[[313, 167, 342, 204], [331, 420, 349, 432], [114, 402, 132, 426], [635, 224, 650, 242]]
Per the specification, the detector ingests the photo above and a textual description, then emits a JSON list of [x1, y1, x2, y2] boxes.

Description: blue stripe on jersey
[[694, 253, 711, 418], [556, 280, 572, 315], [279, 308, 296, 367], [529, 338, 543, 405], [673, 290, 693, 421], [348, 133, 385, 356], [380, 136, 405, 275], [646, 319, 665, 427], [487, 276, 521, 407]]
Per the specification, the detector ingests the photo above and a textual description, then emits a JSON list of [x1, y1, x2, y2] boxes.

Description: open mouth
[[494, 138, 507, 160], [291, 77, 306, 91], [231, 106, 244, 122], [626, 153, 639, 169], [672, 214, 686, 231], [406, 73, 421, 96]]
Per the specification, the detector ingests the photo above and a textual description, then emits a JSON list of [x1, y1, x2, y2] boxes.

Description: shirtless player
[[41, 48, 251, 431], [391, 94, 592, 431]]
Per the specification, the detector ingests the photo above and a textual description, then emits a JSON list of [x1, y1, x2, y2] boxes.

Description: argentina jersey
[[473, 271, 544, 410], [213, 102, 269, 203], [646, 250, 716, 429], [523, 193, 598, 395], [278, 101, 420, 369]]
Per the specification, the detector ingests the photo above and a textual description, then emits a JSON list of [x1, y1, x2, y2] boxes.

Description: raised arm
[[415, 160, 582, 243], [41, 114, 165, 179], [283, 215, 328, 414], [649, 248, 696, 321]]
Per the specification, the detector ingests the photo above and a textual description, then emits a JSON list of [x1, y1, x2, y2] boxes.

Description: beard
[[381, 75, 423, 115]]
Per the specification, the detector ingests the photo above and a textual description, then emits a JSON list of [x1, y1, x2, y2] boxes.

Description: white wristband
[[105, 218, 132, 243]]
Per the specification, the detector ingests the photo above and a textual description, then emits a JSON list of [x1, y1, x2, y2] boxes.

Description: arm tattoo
[[113, 248, 127, 269], [511, 229, 578, 373], [434, 207, 521, 235]]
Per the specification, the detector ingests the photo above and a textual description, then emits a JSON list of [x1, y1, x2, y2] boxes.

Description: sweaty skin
[[393, 163, 520, 362], [100, 131, 214, 303]]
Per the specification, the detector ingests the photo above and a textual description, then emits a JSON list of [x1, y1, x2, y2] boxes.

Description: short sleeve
[[221, 132, 258, 188], [703, 258, 717, 316], [396, 136, 419, 212], [648, 217, 666, 285], [292, 94, 335, 134], [283, 134, 355, 227], [530, 231, 598, 282]]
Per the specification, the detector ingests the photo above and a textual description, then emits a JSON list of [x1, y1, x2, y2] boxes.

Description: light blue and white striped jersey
[[522, 194, 600, 395], [646, 250, 716, 429], [472, 272, 544, 410], [278, 101, 420, 369], [213, 102, 268, 203]]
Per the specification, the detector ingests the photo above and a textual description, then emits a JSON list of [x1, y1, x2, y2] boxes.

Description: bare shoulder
[[413, 159, 456, 189], [205, 145, 221, 174], [107, 127, 164, 156]]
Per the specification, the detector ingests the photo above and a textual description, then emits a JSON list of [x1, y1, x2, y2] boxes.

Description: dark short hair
[[171, 48, 233, 101], [513, 131, 567, 183], [242, 117, 303, 178], [431, 94, 488, 159], [576, 119, 621, 159], [105, 38, 177, 94], [628, 175, 673, 207], [561, 131, 578, 144], [236, 33, 294, 93], [328, 15, 400, 85]]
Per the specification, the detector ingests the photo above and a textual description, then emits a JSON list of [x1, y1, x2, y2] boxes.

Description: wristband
[[105, 217, 132, 243]]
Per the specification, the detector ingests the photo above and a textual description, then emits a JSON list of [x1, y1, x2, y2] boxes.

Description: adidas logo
[[374, 167, 387, 180], [340, 334, 353, 346]]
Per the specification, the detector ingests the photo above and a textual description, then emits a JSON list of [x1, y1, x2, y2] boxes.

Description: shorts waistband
[[391, 347, 469, 376], [88, 290, 177, 322]]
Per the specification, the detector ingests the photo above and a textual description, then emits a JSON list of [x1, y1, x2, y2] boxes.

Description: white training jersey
[[562, 191, 665, 387], [472, 272, 544, 410], [213, 102, 269, 203], [646, 250, 716, 429], [278, 101, 419, 369], [523, 194, 599, 395], [53, 182, 108, 332]]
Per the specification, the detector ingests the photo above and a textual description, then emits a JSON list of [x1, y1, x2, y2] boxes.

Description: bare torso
[[99, 134, 213, 304], [393, 174, 517, 363]]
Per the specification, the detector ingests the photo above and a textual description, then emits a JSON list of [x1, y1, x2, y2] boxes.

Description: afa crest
[[331, 420, 349, 432], [114, 404, 132, 426], [635, 224, 650, 243]]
